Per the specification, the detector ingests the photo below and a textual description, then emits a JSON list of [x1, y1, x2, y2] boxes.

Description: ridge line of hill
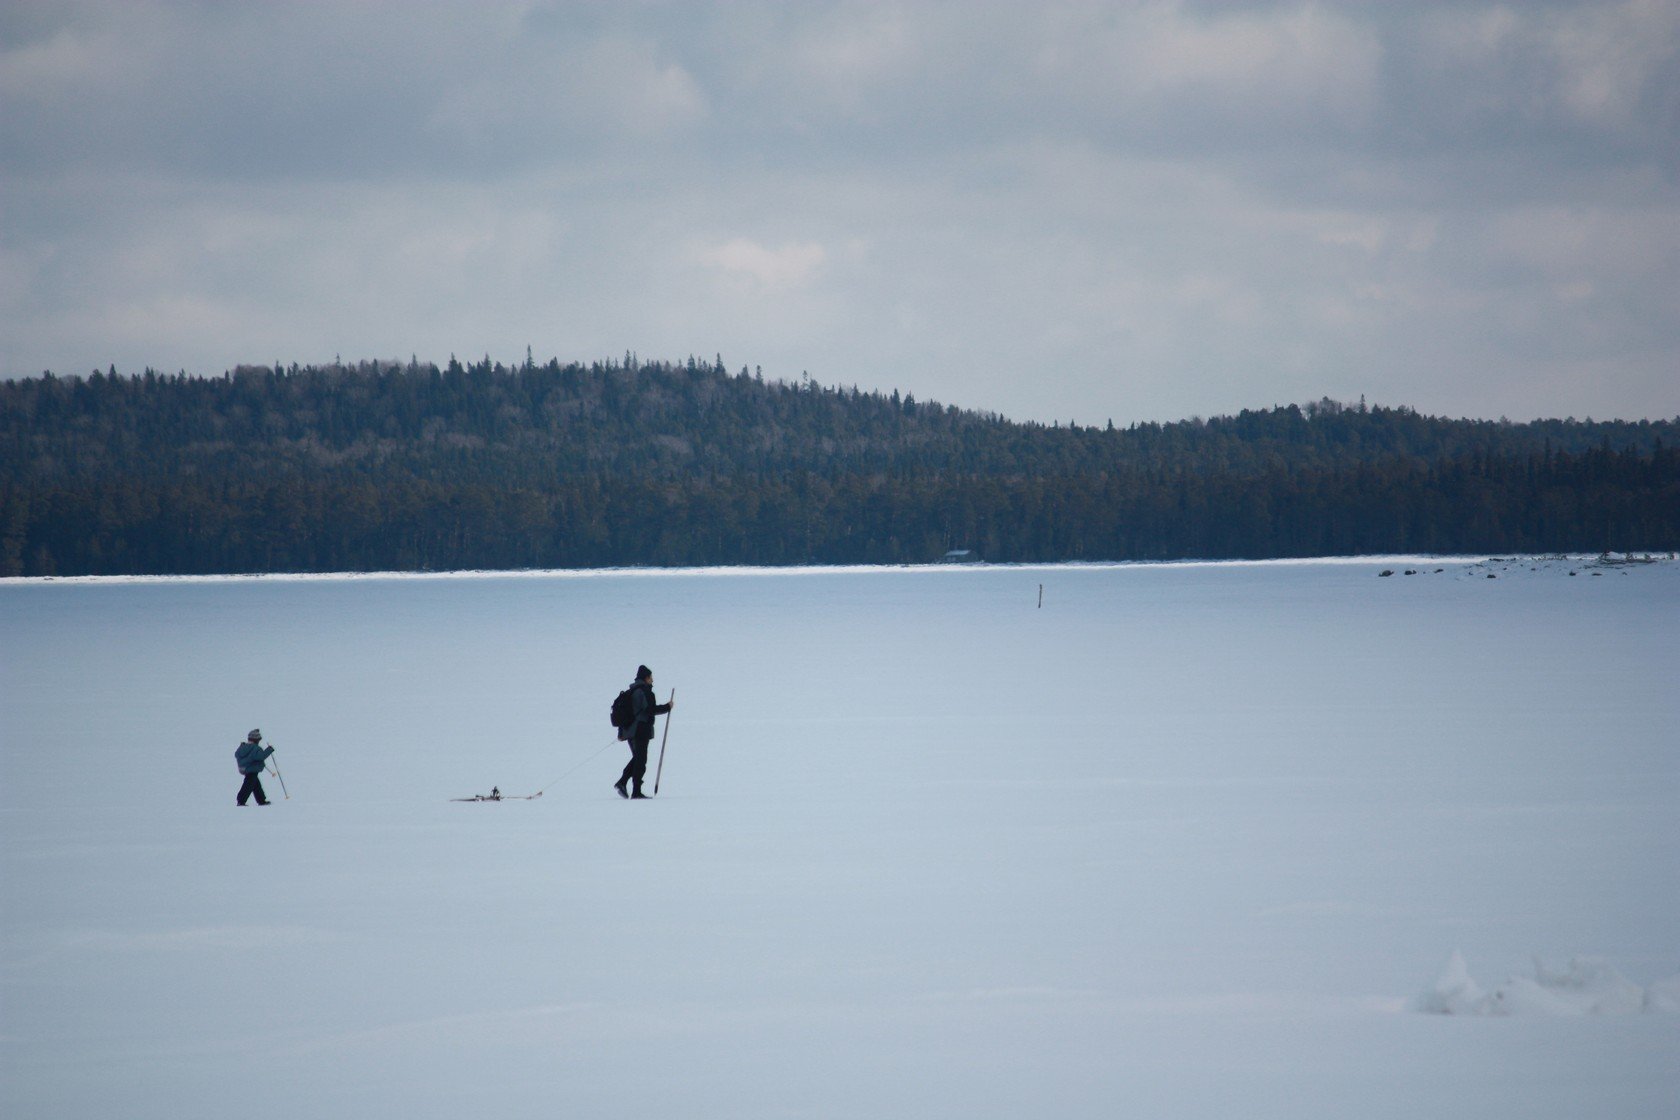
[[3, 357, 1676, 575]]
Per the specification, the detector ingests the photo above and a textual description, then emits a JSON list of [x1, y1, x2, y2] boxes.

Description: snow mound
[[1418, 952, 1680, 1016]]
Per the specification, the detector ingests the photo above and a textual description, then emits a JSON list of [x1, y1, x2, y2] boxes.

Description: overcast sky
[[2, 1, 1676, 426]]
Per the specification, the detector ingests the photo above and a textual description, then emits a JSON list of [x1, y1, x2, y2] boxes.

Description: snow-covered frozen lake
[[3, 557, 1677, 1119]]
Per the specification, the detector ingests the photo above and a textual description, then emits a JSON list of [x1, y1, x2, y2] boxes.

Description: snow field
[[3, 558, 1677, 1119]]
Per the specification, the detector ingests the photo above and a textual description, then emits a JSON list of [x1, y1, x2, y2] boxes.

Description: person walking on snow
[[235, 729, 274, 806], [615, 665, 672, 799]]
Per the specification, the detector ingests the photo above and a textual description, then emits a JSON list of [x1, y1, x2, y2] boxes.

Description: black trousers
[[237, 771, 269, 805], [618, 737, 651, 791]]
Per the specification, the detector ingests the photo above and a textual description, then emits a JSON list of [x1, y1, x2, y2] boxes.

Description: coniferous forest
[[2, 355, 1676, 577]]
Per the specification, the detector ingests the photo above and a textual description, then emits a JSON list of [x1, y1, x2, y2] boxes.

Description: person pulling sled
[[612, 665, 673, 799]]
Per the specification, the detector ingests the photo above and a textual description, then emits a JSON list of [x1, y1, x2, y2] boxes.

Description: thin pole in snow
[[268, 751, 290, 799], [653, 688, 675, 795]]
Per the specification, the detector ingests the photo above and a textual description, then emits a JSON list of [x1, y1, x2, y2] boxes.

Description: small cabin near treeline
[[941, 549, 980, 564]]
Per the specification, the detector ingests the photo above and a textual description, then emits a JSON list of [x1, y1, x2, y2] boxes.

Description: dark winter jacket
[[627, 681, 671, 743], [235, 741, 274, 775]]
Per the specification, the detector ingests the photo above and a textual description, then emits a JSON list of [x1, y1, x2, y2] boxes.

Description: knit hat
[[636, 665, 652, 681], [247, 729, 262, 742]]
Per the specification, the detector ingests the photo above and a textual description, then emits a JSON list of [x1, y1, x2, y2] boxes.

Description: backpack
[[610, 687, 637, 731]]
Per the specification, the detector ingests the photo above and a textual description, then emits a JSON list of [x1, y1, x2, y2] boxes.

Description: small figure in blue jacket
[[235, 729, 274, 806]]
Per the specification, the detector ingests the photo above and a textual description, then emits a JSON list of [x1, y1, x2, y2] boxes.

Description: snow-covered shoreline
[[7, 551, 1673, 587]]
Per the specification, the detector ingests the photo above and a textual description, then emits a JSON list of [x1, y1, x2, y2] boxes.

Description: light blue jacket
[[235, 741, 274, 775]]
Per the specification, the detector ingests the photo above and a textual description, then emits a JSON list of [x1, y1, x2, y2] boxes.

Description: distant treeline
[[2, 356, 1676, 576]]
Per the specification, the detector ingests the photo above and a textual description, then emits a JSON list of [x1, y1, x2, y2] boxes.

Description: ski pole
[[267, 750, 290, 800], [653, 688, 675, 795]]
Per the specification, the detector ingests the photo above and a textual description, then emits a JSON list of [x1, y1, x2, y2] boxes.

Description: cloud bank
[[2, 1, 1676, 424]]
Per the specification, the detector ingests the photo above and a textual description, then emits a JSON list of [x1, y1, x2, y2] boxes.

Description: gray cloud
[[2, 1, 1676, 424]]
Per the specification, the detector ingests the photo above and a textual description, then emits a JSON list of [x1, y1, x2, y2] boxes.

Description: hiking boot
[[630, 791, 650, 799], [614, 781, 629, 799]]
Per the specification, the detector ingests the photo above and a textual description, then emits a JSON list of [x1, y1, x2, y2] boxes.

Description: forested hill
[[2, 356, 1676, 576]]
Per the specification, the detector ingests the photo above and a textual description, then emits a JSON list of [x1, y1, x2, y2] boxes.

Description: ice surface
[[3, 557, 1677, 1119], [1419, 953, 1677, 1017]]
